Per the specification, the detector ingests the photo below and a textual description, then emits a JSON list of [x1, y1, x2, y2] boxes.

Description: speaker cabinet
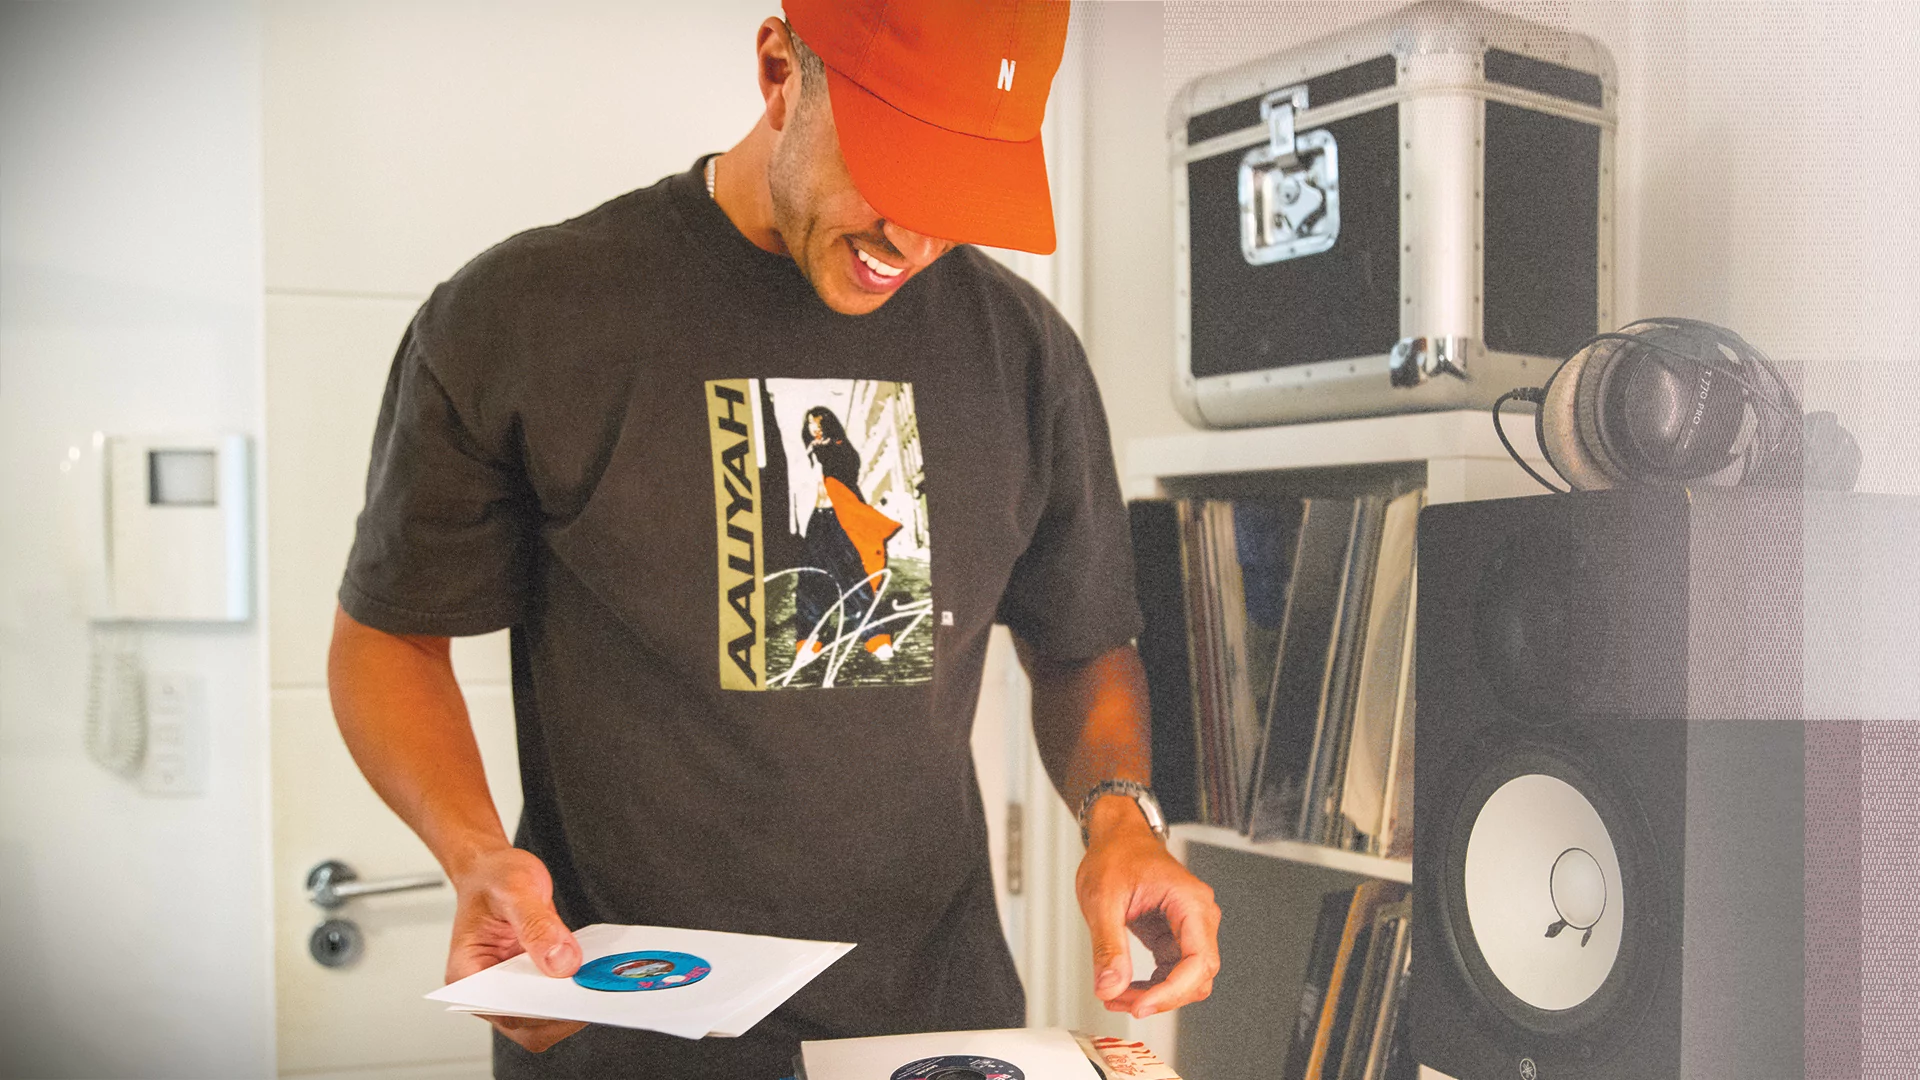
[[1410, 488, 1916, 1080]]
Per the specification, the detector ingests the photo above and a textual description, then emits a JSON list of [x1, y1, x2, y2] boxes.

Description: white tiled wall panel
[[266, 293, 413, 685], [264, 293, 514, 689], [263, 0, 770, 298]]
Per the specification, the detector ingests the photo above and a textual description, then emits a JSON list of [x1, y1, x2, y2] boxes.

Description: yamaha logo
[[1519, 1057, 1539, 1080]]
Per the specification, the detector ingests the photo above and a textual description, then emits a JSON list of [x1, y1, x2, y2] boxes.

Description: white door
[[262, 5, 767, 1074], [265, 293, 520, 1079]]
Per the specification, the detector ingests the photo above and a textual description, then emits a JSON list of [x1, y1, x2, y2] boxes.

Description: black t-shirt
[[341, 159, 1142, 1078]]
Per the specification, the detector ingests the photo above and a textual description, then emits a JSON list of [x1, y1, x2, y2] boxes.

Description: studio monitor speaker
[[1410, 487, 1916, 1080]]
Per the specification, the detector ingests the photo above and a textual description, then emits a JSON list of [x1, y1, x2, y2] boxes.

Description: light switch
[[140, 671, 207, 797]]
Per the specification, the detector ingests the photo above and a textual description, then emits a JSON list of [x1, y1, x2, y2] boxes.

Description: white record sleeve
[[428, 923, 852, 1039]]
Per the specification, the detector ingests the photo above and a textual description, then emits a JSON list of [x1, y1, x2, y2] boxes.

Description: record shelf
[[1118, 407, 1551, 1080], [1169, 824, 1413, 885], [1119, 407, 1550, 509]]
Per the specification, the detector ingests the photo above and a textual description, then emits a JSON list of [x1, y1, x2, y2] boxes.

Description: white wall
[[1082, 1, 1920, 495], [0, 2, 274, 1077], [1081, 3, 1187, 454]]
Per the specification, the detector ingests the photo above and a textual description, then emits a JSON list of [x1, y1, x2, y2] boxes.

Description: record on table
[[889, 1056, 1025, 1080]]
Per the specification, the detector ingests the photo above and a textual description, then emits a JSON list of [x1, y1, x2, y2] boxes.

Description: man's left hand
[[1075, 797, 1221, 1018]]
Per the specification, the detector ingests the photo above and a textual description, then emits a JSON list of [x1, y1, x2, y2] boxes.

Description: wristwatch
[[1077, 779, 1170, 846]]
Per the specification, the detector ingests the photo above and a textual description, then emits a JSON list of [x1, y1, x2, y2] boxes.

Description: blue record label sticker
[[571, 950, 712, 993], [890, 1057, 1025, 1080]]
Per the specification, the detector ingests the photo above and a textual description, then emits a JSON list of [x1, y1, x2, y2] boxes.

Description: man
[[327, 2, 1221, 1076]]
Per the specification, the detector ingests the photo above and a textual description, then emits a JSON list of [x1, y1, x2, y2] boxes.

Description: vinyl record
[[889, 1056, 1025, 1080], [571, 950, 711, 993]]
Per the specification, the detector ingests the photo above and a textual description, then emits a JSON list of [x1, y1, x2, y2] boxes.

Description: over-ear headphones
[[1493, 317, 1862, 494]]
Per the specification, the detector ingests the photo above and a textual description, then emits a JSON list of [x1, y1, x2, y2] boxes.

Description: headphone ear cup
[[1540, 340, 1628, 490], [1620, 336, 1747, 480], [1572, 337, 1641, 487]]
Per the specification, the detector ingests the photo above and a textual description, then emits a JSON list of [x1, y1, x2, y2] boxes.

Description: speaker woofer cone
[[1431, 730, 1674, 1069], [1465, 773, 1621, 1010]]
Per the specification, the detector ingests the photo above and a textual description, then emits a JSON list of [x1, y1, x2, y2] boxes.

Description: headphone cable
[[1493, 388, 1569, 495]]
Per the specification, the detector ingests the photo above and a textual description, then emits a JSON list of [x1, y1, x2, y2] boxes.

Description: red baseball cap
[[781, 0, 1072, 255]]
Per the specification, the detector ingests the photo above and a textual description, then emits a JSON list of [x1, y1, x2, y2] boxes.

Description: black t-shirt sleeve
[[338, 315, 535, 637], [995, 328, 1145, 665]]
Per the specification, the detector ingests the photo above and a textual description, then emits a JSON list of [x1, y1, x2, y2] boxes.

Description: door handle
[[306, 859, 444, 910]]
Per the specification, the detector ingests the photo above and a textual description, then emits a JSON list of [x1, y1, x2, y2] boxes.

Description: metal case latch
[[1239, 86, 1340, 265], [1388, 336, 1478, 387]]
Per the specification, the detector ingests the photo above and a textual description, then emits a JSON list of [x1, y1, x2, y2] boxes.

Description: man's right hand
[[329, 606, 584, 1051], [447, 846, 586, 1053]]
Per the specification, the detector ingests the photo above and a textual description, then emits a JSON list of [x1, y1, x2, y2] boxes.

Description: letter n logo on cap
[[997, 57, 1016, 91]]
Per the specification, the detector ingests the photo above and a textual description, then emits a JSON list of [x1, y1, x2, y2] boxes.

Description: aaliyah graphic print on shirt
[[707, 378, 933, 691]]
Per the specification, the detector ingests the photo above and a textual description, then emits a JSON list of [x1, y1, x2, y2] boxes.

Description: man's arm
[[1014, 637, 1222, 1019], [327, 604, 584, 1052]]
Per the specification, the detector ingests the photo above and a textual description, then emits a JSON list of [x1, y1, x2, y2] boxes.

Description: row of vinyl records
[[1282, 880, 1416, 1080], [1129, 487, 1422, 853]]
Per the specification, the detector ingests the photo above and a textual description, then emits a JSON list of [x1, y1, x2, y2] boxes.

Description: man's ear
[[756, 17, 801, 133]]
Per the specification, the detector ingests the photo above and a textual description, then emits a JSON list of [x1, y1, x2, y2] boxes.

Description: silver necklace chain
[[705, 155, 717, 199]]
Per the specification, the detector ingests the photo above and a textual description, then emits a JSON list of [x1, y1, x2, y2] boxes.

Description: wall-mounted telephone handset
[[73, 433, 251, 792], [87, 625, 146, 775]]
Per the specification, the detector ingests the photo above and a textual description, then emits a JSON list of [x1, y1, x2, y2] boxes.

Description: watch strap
[[1078, 779, 1169, 846]]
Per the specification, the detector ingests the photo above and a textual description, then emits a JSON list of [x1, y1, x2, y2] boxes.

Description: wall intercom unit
[[81, 433, 252, 793], [94, 432, 253, 622]]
